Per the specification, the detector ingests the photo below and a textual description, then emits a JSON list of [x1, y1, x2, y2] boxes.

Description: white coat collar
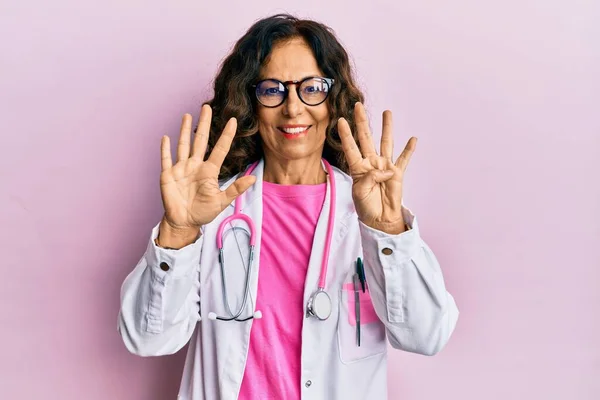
[[221, 158, 355, 220]]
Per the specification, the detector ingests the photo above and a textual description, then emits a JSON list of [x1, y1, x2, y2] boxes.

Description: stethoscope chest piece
[[306, 289, 332, 321]]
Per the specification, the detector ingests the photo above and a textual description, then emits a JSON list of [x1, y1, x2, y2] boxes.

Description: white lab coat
[[118, 159, 459, 400]]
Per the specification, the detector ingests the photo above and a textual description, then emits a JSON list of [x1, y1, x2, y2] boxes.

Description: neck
[[262, 154, 327, 185]]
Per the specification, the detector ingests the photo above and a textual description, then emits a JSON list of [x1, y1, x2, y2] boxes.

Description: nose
[[282, 85, 303, 118]]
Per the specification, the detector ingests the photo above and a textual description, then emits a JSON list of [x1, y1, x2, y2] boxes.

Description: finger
[[355, 102, 377, 157], [207, 117, 237, 168], [222, 175, 257, 206], [161, 135, 172, 171], [394, 137, 418, 171], [361, 169, 395, 188], [177, 113, 193, 162], [337, 117, 363, 168], [191, 104, 212, 160], [380, 110, 393, 161]]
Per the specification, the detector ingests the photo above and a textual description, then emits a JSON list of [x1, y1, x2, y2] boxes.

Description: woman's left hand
[[338, 102, 417, 235]]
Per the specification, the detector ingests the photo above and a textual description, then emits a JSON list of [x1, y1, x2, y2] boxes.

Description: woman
[[119, 14, 459, 400]]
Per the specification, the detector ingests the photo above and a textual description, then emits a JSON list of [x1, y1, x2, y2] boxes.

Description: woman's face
[[256, 37, 331, 163]]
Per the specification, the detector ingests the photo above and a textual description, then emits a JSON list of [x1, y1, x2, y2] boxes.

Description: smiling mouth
[[277, 126, 311, 136]]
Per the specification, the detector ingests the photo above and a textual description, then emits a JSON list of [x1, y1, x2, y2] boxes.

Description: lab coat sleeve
[[118, 221, 203, 356], [358, 208, 459, 356]]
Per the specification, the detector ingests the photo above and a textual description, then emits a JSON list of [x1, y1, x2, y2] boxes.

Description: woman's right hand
[[157, 105, 256, 247]]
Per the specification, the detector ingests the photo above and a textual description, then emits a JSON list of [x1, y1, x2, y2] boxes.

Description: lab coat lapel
[[217, 160, 264, 399], [303, 168, 354, 301], [302, 164, 336, 309], [236, 160, 264, 314], [216, 160, 264, 318]]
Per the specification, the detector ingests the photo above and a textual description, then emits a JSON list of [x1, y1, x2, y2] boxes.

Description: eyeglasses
[[252, 76, 335, 108]]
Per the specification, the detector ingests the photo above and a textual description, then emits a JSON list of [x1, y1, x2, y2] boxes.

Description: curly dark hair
[[203, 13, 365, 180]]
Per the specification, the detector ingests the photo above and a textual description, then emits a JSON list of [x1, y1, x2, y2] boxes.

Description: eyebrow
[[259, 75, 319, 82]]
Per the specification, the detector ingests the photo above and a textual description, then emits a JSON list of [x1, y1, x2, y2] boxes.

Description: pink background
[[1, 0, 599, 399]]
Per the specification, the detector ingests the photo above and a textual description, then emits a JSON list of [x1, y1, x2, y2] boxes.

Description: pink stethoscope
[[207, 159, 336, 322]]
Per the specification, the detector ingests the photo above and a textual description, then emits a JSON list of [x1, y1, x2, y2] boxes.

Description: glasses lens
[[299, 78, 330, 105], [255, 80, 285, 107]]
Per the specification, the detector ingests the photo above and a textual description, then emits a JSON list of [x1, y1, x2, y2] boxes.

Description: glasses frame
[[252, 76, 335, 108]]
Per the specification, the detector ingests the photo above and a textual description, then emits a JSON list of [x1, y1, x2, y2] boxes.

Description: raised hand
[[338, 102, 417, 235], [158, 105, 256, 247]]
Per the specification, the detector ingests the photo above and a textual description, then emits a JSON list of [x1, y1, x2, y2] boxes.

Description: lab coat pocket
[[337, 285, 386, 364]]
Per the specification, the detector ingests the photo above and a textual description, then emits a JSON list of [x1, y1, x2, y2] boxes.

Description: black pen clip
[[356, 257, 366, 293]]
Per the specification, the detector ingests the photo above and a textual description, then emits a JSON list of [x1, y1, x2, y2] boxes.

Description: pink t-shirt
[[238, 181, 327, 400]]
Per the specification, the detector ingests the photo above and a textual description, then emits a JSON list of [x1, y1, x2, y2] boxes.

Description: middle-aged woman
[[118, 13, 459, 400]]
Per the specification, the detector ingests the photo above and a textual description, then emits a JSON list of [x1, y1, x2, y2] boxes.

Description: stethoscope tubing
[[210, 159, 335, 322]]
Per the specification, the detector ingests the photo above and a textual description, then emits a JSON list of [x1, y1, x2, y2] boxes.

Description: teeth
[[281, 127, 309, 134]]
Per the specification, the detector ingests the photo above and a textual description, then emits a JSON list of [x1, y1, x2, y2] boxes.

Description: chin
[[276, 148, 319, 161]]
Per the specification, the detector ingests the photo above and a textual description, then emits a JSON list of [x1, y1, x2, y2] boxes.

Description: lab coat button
[[305, 380, 312, 388], [159, 262, 170, 271], [382, 247, 393, 255]]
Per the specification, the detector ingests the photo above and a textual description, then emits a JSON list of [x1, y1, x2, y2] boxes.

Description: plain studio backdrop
[[1, 0, 598, 399]]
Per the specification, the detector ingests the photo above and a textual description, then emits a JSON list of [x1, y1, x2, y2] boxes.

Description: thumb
[[223, 175, 257, 205], [361, 169, 394, 187]]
